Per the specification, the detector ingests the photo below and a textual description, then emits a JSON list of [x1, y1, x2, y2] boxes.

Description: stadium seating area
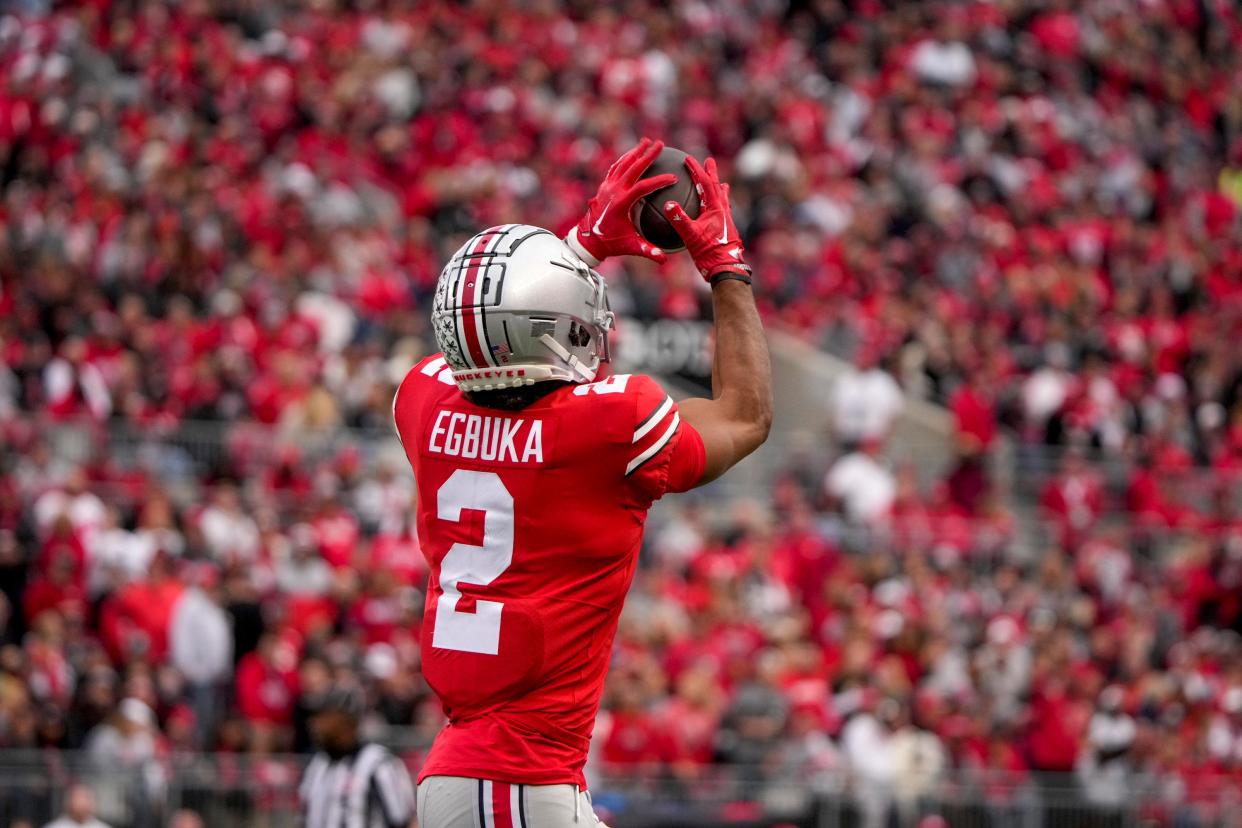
[[4, 1, 1242, 459], [2, 0, 1242, 824]]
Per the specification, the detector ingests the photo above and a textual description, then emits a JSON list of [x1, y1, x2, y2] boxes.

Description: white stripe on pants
[[416, 775, 607, 828]]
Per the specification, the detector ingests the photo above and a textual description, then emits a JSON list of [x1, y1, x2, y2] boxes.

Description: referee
[[299, 685, 416, 828]]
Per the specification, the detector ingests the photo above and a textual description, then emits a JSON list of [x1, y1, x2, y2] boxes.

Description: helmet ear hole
[[568, 323, 591, 348]]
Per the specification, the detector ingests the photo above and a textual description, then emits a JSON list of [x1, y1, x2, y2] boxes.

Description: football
[[632, 146, 702, 253]]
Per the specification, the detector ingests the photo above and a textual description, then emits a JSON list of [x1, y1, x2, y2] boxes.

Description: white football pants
[[416, 775, 608, 828]]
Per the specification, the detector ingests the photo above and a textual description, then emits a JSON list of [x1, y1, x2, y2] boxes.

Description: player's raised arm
[[664, 156, 773, 484]]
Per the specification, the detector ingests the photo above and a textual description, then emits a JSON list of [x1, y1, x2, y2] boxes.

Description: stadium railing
[[0, 749, 1234, 828]]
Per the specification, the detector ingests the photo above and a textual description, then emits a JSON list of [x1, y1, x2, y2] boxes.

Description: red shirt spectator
[[235, 635, 300, 726]]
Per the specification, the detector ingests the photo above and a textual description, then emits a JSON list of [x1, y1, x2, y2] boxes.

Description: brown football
[[631, 146, 702, 253]]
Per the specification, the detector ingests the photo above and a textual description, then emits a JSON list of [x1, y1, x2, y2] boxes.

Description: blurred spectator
[[197, 486, 259, 565], [830, 350, 903, 448], [234, 634, 298, 738], [166, 811, 203, 828], [823, 440, 896, 524], [99, 554, 183, 665], [842, 698, 901, 828], [168, 569, 232, 749], [974, 617, 1032, 725], [1078, 686, 1137, 808], [83, 698, 164, 826], [42, 784, 109, 828], [84, 699, 160, 768], [1041, 451, 1106, 545], [890, 711, 947, 823], [353, 464, 413, 537], [33, 472, 105, 546], [90, 508, 157, 597]]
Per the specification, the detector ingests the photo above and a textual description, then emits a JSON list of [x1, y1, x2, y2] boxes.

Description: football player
[[394, 139, 771, 827]]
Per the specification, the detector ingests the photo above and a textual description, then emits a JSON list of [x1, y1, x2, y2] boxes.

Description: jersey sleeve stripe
[[633, 395, 674, 443], [626, 412, 680, 476]]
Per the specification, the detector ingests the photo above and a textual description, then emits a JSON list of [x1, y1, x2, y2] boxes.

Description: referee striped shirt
[[299, 743, 415, 828]]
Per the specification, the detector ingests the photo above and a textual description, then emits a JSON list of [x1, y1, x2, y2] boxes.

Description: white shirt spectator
[[89, 527, 157, 595], [44, 817, 110, 828], [910, 39, 976, 86], [1087, 710, 1136, 755], [890, 726, 947, 803], [0, 362, 16, 422], [198, 503, 260, 563], [44, 356, 112, 419], [296, 291, 357, 355], [842, 711, 896, 787], [975, 618, 1032, 722], [1079, 711, 1137, 807], [825, 451, 896, 524], [43, 784, 111, 828], [170, 587, 233, 686], [34, 488, 106, 540], [353, 468, 413, 536], [85, 700, 161, 780], [1023, 364, 1073, 425], [275, 546, 333, 597], [832, 367, 903, 444]]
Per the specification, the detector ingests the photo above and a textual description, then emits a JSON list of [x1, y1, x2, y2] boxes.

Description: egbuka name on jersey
[[426, 410, 545, 464]]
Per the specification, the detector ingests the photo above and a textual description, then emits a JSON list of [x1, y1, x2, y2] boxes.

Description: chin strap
[[539, 334, 598, 382]]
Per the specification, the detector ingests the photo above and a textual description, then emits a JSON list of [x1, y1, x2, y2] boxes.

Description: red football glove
[[663, 156, 752, 282], [565, 138, 678, 267]]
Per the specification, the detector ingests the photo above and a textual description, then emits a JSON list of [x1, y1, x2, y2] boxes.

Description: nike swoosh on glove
[[565, 138, 678, 266], [663, 156, 752, 282]]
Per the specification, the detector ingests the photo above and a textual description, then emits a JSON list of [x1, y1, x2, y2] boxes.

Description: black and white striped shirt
[[299, 744, 415, 828]]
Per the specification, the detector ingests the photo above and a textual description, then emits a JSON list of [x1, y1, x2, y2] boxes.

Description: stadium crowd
[[2, 0, 1242, 824], [2, 0, 1242, 461]]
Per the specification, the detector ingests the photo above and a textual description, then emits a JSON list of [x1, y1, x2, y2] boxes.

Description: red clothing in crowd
[[601, 709, 674, 771], [99, 577, 185, 664], [370, 530, 426, 586], [235, 650, 299, 725], [1026, 686, 1086, 772], [23, 575, 89, 625]]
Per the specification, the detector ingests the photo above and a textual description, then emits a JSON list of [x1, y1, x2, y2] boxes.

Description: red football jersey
[[393, 354, 705, 788]]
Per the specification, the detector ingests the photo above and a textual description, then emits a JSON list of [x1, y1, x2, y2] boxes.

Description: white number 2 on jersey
[[573, 373, 630, 395], [432, 470, 514, 655]]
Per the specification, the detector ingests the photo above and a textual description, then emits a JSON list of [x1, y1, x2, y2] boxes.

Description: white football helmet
[[431, 224, 614, 392]]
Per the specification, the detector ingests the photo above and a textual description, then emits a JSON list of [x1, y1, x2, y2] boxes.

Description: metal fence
[[0, 750, 1238, 828]]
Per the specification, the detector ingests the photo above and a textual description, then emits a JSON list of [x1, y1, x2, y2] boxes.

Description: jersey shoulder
[[393, 354, 459, 443], [562, 373, 681, 479], [396, 354, 458, 405]]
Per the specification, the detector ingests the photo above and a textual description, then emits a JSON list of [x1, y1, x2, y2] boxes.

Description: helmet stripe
[[460, 230, 497, 369]]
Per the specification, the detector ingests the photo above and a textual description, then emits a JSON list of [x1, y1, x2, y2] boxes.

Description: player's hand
[[664, 157, 752, 282], [565, 138, 678, 267]]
